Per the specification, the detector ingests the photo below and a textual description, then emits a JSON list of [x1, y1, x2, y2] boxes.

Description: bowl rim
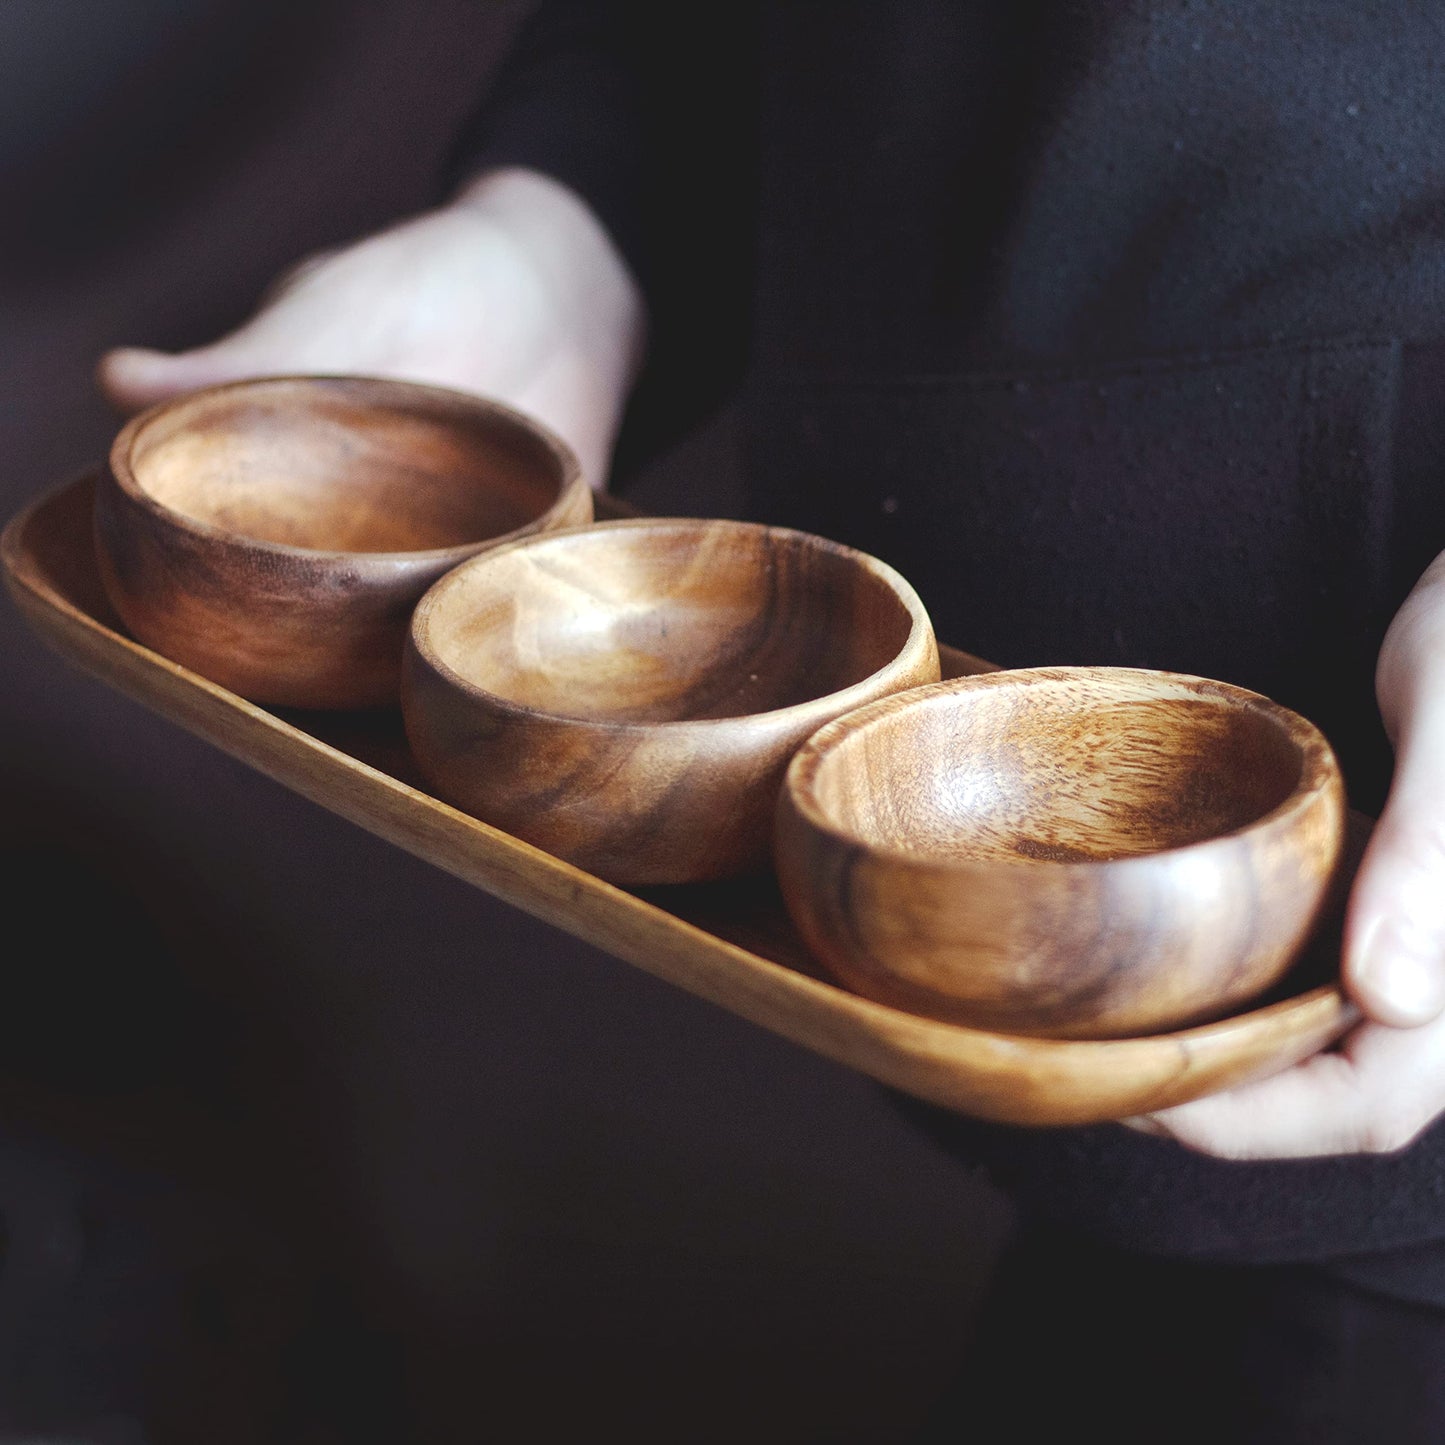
[[406, 514, 940, 734], [105, 372, 587, 563], [781, 664, 1345, 872]]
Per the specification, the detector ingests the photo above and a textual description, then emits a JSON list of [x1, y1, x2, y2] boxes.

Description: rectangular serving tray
[[2, 473, 1356, 1127]]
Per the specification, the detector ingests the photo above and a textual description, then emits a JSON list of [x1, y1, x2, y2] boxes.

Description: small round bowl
[[94, 374, 591, 709], [774, 666, 1347, 1039], [401, 517, 941, 886]]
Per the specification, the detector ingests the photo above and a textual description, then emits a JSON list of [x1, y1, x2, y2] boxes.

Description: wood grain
[[2, 475, 1360, 1126], [94, 375, 592, 710], [402, 517, 942, 885], [776, 668, 1347, 1039]]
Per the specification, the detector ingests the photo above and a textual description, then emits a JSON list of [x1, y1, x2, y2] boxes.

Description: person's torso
[[741, 0, 1445, 813]]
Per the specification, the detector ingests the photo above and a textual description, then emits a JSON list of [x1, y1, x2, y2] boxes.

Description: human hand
[[1127, 554, 1445, 1159], [96, 167, 647, 489]]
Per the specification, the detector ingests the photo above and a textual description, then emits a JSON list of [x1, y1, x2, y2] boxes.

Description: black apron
[[454, 0, 1445, 1303], [732, 1, 1445, 1303]]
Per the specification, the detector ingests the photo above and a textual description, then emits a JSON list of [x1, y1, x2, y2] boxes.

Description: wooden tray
[[2, 473, 1359, 1126]]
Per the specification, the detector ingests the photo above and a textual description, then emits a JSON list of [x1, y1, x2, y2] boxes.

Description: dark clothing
[[909, 1221, 1445, 1445], [450, 0, 1445, 1336]]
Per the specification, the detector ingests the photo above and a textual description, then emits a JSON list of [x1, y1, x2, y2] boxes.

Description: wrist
[[449, 167, 648, 393]]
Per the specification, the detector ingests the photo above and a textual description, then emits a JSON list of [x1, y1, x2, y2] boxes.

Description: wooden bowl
[[94, 374, 592, 709], [401, 517, 941, 886], [775, 666, 1347, 1040]]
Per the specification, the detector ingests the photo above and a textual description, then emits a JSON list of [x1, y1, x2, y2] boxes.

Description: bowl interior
[[420, 521, 922, 723], [124, 377, 571, 553], [806, 672, 1305, 863]]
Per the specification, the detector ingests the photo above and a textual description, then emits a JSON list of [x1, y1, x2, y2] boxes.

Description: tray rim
[[1, 472, 1359, 1127]]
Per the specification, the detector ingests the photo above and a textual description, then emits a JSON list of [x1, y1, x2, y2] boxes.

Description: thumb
[[1343, 592, 1445, 1026], [96, 342, 262, 415], [96, 250, 339, 415]]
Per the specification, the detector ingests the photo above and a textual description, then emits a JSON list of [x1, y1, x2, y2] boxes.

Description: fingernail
[[1356, 917, 1445, 1024]]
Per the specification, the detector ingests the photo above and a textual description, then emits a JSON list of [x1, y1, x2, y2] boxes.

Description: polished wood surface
[[402, 517, 941, 885], [2, 475, 1360, 1126], [94, 375, 592, 710], [776, 668, 1347, 1039]]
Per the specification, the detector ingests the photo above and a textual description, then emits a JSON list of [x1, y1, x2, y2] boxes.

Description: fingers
[[96, 343, 252, 414], [1124, 1012, 1445, 1159], [1123, 1048, 1368, 1159], [96, 245, 347, 415]]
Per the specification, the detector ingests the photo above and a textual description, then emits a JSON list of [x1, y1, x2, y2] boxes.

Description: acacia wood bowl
[[94, 374, 591, 710], [774, 666, 1347, 1039], [401, 517, 941, 886]]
